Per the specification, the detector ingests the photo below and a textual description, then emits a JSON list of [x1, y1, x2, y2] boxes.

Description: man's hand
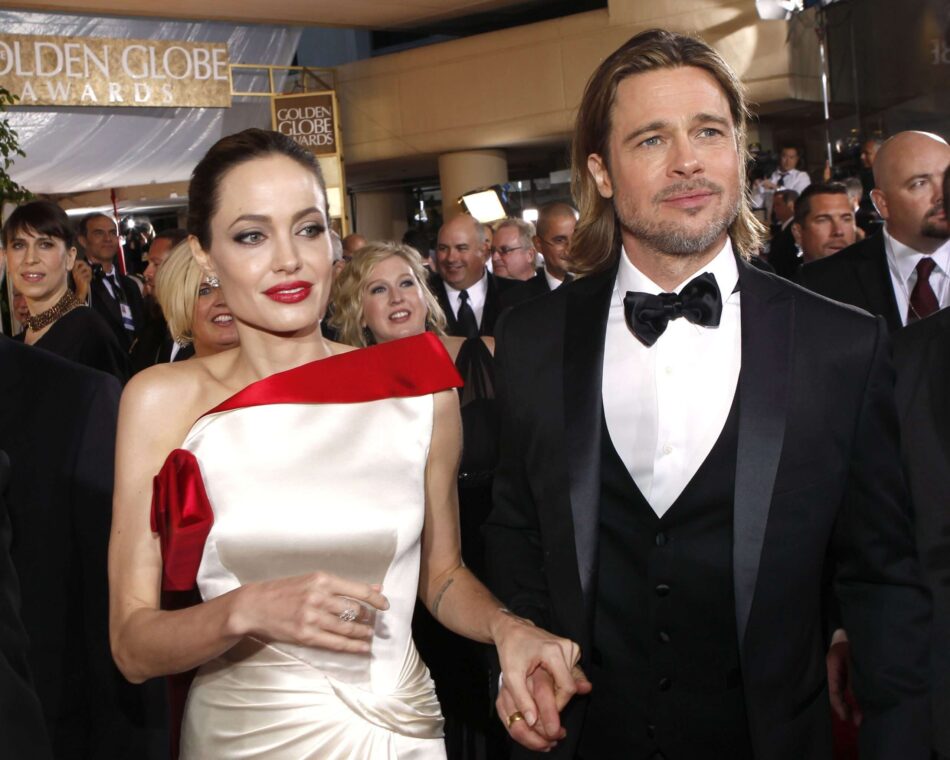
[[72, 260, 92, 303], [826, 629, 863, 726], [496, 664, 591, 751]]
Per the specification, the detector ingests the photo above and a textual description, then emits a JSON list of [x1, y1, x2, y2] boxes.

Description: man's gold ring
[[507, 711, 525, 729]]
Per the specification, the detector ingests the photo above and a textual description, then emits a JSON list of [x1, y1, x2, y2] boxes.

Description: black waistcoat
[[578, 394, 754, 760]]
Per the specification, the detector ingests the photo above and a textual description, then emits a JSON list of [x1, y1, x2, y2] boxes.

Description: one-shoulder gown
[[152, 334, 462, 759]]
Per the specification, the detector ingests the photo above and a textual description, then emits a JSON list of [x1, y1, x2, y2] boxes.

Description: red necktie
[[907, 257, 939, 323]]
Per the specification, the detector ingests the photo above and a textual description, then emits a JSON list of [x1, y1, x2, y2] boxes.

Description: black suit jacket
[[0, 338, 166, 759], [485, 258, 930, 759], [797, 233, 903, 331], [90, 269, 147, 352], [499, 269, 553, 311], [429, 270, 510, 337], [893, 308, 950, 755], [768, 224, 801, 280], [0, 451, 53, 760]]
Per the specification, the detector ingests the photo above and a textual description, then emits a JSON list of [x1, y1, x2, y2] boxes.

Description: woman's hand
[[229, 571, 390, 653], [490, 611, 592, 750]]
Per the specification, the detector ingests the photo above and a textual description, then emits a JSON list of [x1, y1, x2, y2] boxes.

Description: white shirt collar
[[543, 267, 564, 291], [444, 269, 488, 301], [617, 237, 739, 301], [883, 226, 950, 285]]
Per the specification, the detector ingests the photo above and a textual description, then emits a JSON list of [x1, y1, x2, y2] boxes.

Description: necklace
[[25, 289, 81, 332]]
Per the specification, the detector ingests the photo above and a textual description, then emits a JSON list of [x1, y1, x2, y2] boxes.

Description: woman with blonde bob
[[154, 241, 239, 358], [330, 240, 508, 758]]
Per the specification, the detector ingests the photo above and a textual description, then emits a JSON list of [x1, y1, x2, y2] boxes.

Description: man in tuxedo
[[501, 203, 579, 309], [485, 28, 929, 760], [0, 338, 167, 758], [798, 131, 950, 331], [750, 144, 811, 210], [766, 188, 800, 279], [431, 213, 508, 337], [0, 451, 53, 760], [79, 213, 147, 352]]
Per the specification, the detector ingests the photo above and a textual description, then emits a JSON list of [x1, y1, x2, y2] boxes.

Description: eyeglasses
[[538, 237, 570, 250], [490, 245, 527, 256]]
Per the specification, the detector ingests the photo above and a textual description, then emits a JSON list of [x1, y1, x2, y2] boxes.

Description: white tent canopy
[[1, 11, 301, 197]]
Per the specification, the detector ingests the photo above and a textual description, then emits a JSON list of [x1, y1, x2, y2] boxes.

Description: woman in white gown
[[108, 128, 585, 759]]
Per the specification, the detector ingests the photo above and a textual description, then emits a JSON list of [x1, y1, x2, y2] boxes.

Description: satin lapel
[[856, 236, 902, 331], [563, 267, 615, 607], [733, 262, 794, 648], [481, 272, 498, 336]]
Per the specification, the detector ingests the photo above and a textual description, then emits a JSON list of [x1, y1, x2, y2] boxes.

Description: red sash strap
[[205, 332, 463, 417]]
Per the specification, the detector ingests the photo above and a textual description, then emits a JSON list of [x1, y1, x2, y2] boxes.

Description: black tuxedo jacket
[[499, 268, 552, 311], [0, 338, 166, 759], [0, 451, 53, 760], [90, 269, 147, 352], [485, 258, 930, 759], [893, 308, 950, 755], [797, 233, 903, 331], [429, 270, 510, 337], [768, 224, 801, 280]]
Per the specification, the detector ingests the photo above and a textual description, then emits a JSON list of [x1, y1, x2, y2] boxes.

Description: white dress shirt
[[750, 167, 811, 209], [602, 240, 742, 517], [443, 270, 488, 328], [883, 227, 950, 326], [544, 267, 565, 291]]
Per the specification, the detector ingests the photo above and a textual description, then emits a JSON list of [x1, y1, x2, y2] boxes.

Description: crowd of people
[[0, 24, 947, 760]]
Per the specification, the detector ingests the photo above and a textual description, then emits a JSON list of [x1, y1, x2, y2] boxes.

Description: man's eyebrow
[[693, 112, 731, 129], [621, 120, 670, 145]]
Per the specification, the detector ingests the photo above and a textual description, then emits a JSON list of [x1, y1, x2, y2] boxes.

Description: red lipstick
[[264, 280, 313, 303]]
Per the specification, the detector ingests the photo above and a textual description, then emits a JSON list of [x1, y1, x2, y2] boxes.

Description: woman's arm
[[108, 367, 386, 683], [418, 390, 586, 736]]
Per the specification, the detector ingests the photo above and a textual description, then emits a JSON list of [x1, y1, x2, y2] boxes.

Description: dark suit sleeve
[[0, 452, 53, 760], [831, 318, 931, 759], [484, 312, 552, 630]]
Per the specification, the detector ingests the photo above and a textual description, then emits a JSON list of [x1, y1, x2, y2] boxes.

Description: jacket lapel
[[930, 314, 950, 463], [733, 262, 794, 648], [562, 267, 615, 608], [855, 235, 902, 331]]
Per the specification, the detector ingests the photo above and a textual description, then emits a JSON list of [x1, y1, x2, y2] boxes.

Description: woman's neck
[[27, 284, 68, 317], [229, 324, 334, 385]]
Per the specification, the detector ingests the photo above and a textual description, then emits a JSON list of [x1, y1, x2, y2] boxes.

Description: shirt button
[[662, 444, 673, 455], [658, 630, 671, 643], [655, 532, 667, 547], [658, 677, 672, 692], [655, 583, 671, 597], [664, 365, 673, 375]]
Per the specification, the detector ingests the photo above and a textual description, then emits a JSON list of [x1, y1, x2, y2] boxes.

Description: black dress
[[15, 306, 130, 384], [413, 337, 506, 760]]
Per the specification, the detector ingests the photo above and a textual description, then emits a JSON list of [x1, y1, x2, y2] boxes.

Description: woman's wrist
[[487, 607, 533, 646], [222, 584, 254, 638]]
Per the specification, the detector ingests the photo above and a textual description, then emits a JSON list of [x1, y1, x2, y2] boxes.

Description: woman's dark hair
[[2, 200, 76, 250], [187, 128, 328, 250]]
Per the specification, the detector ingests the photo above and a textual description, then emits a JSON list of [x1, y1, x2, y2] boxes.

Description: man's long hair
[[569, 29, 765, 276]]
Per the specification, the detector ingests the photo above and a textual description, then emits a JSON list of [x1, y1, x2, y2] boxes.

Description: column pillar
[[438, 150, 508, 221], [351, 190, 409, 242]]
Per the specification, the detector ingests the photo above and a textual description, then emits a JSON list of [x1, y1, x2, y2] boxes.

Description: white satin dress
[[170, 335, 461, 759]]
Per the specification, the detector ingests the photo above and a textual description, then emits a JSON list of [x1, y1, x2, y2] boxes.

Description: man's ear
[[869, 189, 888, 221], [587, 153, 613, 199], [188, 235, 216, 278]]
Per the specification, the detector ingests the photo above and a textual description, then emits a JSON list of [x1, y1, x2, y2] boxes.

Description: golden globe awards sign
[[272, 92, 338, 156], [0, 34, 231, 108]]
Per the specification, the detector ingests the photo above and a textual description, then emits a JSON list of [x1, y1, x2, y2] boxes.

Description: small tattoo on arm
[[432, 577, 455, 618]]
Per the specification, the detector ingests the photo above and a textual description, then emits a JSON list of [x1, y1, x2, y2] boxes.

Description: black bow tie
[[623, 272, 723, 347]]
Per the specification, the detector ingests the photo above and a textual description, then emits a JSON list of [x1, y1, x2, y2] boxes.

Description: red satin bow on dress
[[151, 449, 214, 592]]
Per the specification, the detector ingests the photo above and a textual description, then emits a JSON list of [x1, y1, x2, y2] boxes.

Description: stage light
[[460, 186, 508, 223], [522, 208, 539, 223]]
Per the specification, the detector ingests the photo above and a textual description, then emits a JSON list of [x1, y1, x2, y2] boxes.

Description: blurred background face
[[5, 227, 76, 311], [860, 140, 880, 169], [436, 215, 489, 290], [534, 213, 575, 279], [360, 254, 428, 343], [772, 194, 794, 224], [491, 225, 536, 280], [143, 237, 175, 298], [779, 148, 799, 172], [12, 291, 30, 324], [81, 215, 120, 265], [793, 193, 856, 262], [191, 279, 239, 357]]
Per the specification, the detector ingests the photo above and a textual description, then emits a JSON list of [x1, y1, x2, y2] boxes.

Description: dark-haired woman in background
[[3, 200, 130, 383], [331, 242, 506, 760]]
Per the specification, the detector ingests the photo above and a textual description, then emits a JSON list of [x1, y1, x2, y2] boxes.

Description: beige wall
[[335, 0, 818, 172]]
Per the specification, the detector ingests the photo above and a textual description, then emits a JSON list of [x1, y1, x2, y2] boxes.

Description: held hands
[[230, 571, 389, 653], [492, 611, 592, 751]]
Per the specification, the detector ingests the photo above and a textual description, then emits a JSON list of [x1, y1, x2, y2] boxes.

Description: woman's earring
[[206, 274, 220, 288]]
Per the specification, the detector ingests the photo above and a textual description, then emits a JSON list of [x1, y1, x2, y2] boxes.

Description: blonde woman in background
[[155, 241, 239, 359]]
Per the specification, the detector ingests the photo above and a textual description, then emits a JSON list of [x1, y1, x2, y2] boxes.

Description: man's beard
[[921, 203, 949, 240], [614, 178, 740, 257]]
